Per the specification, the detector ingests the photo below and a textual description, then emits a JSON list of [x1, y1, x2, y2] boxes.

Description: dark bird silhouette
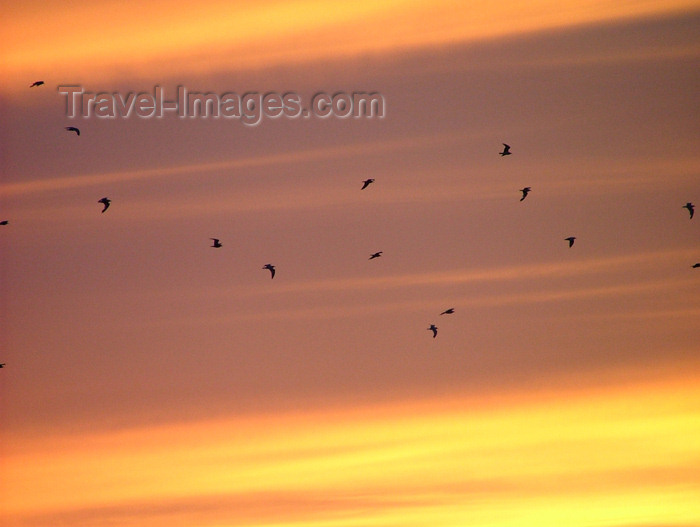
[[0, 220, 8, 225], [683, 202, 694, 219], [262, 263, 275, 279], [0, 363, 5, 368], [361, 178, 375, 190], [428, 324, 438, 338], [519, 187, 531, 201], [565, 236, 576, 247], [499, 143, 511, 156], [210, 238, 222, 248], [693, 263, 700, 268], [369, 251, 383, 260], [65, 126, 80, 136], [30, 81, 44, 87], [98, 197, 110, 213], [440, 308, 455, 315]]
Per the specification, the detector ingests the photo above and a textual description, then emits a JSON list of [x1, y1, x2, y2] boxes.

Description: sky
[[1, 1, 699, 526]]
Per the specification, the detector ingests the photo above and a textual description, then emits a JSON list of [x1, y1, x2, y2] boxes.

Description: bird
[[361, 178, 375, 190], [428, 324, 438, 338], [499, 143, 511, 156], [369, 251, 383, 260], [693, 263, 700, 268], [0, 220, 8, 226], [0, 363, 5, 368], [519, 187, 531, 201], [683, 202, 694, 219], [440, 308, 455, 315], [210, 238, 222, 248], [30, 81, 44, 87], [565, 236, 576, 247], [65, 126, 80, 136], [98, 197, 110, 213], [262, 263, 275, 279]]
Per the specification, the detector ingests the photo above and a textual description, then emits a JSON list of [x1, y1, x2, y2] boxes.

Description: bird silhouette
[[0, 363, 5, 368], [428, 324, 438, 338], [361, 178, 375, 190], [262, 263, 275, 279], [0, 220, 8, 226], [683, 202, 694, 219], [369, 251, 383, 260], [210, 238, 222, 248], [693, 263, 700, 268], [98, 197, 110, 213], [65, 126, 80, 136], [519, 187, 531, 201], [499, 143, 511, 156], [440, 308, 455, 315], [30, 81, 44, 87], [565, 236, 576, 247]]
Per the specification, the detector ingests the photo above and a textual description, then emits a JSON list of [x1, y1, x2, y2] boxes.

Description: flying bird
[[499, 143, 511, 156], [683, 202, 694, 219], [30, 81, 44, 87], [0, 220, 8, 225], [361, 178, 375, 190], [210, 238, 222, 248], [427, 324, 438, 338], [369, 251, 383, 260], [440, 308, 455, 315], [65, 126, 80, 136], [693, 263, 700, 268], [0, 363, 5, 368], [98, 197, 110, 213], [262, 263, 276, 279], [565, 236, 576, 247], [519, 187, 531, 201]]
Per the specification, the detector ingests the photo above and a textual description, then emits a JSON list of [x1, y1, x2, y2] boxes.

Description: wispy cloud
[[102, 248, 698, 327], [0, 130, 467, 197]]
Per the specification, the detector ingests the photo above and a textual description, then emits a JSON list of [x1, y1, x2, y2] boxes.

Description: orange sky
[[1, 1, 699, 526], [5, 373, 700, 526]]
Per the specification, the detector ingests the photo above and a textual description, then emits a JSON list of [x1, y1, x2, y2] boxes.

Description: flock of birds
[[1, 85, 698, 365]]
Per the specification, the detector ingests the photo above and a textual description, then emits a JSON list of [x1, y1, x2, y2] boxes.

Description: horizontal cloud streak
[[0, 130, 470, 197], [205, 247, 700, 297], [97, 248, 698, 327]]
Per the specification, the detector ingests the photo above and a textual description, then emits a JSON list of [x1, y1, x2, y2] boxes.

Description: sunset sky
[[1, 1, 699, 526]]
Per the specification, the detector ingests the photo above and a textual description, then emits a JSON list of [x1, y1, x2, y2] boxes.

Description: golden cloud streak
[[2, 1, 697, 90]]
